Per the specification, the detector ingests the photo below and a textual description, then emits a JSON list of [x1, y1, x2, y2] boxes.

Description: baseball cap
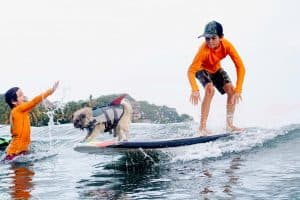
[[198, 21, 223, 38]]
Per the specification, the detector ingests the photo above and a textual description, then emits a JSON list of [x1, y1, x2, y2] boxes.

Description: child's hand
[[52, 81, 60, 93], [190, 91, 201, 105], [230, 92, 242, 105]]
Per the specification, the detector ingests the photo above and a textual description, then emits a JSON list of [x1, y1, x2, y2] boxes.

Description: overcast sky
[[0, 0, 299, 128]]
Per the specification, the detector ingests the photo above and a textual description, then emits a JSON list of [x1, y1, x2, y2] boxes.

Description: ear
[[12, 101, 18, 106]]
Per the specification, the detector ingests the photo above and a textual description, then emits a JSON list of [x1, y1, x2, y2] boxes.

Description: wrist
[[234, 88, 242, 94], [49, 88, 54, 94]]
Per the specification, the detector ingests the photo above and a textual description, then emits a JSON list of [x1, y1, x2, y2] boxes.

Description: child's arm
[[228, 44, 245, 94], [17, 81, 59, 113], [187, 45, 205, 92]]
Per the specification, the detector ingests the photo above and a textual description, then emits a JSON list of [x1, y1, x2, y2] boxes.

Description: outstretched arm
[[18, 81, 60, 112]]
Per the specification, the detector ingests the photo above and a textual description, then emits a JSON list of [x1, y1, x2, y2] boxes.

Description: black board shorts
[[195, 68, 231, 94]]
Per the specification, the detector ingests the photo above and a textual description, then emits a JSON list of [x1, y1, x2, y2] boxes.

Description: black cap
[[198, 21, 223, 38]]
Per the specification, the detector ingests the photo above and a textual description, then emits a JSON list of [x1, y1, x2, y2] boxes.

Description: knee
[[225, 85, 235, 96], [205, 84, 215, 97]]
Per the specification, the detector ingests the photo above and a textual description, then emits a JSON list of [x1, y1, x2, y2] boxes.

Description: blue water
[[0, 122, 299, 199]]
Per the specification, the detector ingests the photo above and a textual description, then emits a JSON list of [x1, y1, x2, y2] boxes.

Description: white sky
[[0, 0, 299, 128]]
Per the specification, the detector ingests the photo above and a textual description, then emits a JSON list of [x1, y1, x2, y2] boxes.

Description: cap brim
[[197, 33, 215, 39]]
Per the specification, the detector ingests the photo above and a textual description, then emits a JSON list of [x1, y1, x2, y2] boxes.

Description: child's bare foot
[[198, 128, 212, 136], [226, 125, 244, 133]]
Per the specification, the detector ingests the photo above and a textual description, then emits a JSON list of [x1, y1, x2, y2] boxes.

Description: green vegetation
[[0, 94, 193, 127], [0, 95, 10, 124], [138, 101, 192, 123]]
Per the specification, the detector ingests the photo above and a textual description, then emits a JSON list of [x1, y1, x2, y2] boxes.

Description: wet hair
[[5, 87, 19, 108]]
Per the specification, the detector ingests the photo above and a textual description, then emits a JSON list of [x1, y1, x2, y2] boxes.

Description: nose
[[74, 119, 80, 127]]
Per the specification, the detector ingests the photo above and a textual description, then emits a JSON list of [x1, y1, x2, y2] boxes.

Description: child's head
[[198, 21, 224, 49], [5, 87, 25, 108]]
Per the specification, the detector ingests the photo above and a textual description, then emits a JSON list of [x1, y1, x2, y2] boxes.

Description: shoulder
[[221, 38, 238, 52], [221, 38, 234, 47], [11, 106, 21, 115], [196, 42, 209, 55], [11, 107, 17, 114], [199, 41, 208, 50]]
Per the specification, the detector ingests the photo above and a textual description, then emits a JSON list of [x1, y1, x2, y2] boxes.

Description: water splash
[[43, 98, 65, 150], [1, 150, 58, 164], [46, 110, 55, 148], [137, 148, 158, 164], [167, 125, 300, 163]]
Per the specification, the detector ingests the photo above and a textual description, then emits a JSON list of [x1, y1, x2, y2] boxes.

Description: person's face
[[205, 35, 221, 49], [13, 89, 26, 106]]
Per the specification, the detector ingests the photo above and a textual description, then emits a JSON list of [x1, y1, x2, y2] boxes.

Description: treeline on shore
[[0, 94, 193, 127]]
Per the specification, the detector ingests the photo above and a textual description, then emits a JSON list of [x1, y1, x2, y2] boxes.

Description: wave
[[166, 123, 300, 162], [1, 123, 299, 167], [105, 123, 300, 169]]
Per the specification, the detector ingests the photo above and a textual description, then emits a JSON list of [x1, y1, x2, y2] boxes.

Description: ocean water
[[0, 122, 299, 200]]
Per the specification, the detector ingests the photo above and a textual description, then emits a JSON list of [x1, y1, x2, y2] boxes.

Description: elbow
[[187, 66, 196, 77]]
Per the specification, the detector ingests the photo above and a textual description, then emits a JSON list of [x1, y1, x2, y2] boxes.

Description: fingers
[[190, 92, 200, 105], [235, 96, 239, 104], [229, 93, 240, 105], [189, 95, 196, 105], [189, 95, 194, 104], [190, 96, 198, 105], [230, 94, 236, 105], [239, 95, 243, 102], [234, 93, 242, 104], [52, 81, 60, 92]]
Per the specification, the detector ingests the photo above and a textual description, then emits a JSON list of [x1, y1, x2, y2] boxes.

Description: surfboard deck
[[73, 133, 232, 154]]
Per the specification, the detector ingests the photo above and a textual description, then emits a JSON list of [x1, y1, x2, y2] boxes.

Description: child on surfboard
[[2, 81, 59, 161], [187, 21, 246, 136]]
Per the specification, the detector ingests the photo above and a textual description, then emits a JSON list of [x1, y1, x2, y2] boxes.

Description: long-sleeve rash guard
[[6, 89, 53, 156], [187, 38, 245, 93]]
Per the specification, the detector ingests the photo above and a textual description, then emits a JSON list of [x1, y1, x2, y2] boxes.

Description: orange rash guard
[[5, 89, 53, 156], [187, 38, 245, 93]]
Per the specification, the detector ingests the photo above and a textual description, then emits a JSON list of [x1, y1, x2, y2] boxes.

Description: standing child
[[187, 21, 246, 135], [3, 81, 59, 161]]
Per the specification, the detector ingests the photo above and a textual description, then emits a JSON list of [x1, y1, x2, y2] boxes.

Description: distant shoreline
[[0, 93, 193, 127]]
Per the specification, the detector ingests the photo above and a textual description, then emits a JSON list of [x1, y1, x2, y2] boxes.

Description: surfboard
[[0, 137, 11, 151], [73, 133, 231, 154]]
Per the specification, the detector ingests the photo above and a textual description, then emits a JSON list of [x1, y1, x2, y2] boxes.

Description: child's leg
[[224, 83, 242, 131], [200, 83, 215, 135]]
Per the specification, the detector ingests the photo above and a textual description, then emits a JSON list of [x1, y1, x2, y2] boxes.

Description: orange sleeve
[[17, 89, 53, 113], [225, 40, 246, 93], [187, 44, 205, 92]]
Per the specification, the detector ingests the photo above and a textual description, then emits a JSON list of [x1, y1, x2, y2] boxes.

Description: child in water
[[3, 81, 59, 161]]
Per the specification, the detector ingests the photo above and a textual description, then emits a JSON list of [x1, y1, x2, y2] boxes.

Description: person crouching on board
[[187, 21, 246, 136], [2, 81, 59, 161]]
